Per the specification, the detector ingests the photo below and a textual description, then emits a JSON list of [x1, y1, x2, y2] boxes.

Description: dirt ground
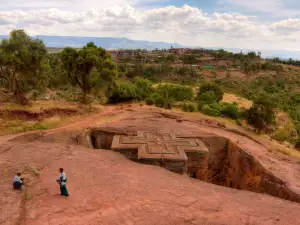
[[1, 105, 300, 225]]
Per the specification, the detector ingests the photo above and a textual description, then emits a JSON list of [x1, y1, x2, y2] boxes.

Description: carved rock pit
[[90, 129, 300, 203]]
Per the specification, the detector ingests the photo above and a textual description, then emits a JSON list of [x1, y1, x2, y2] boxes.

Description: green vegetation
[[247, 97, 276, 133], [198, 82, 224, 102], [0, 30, 48, 104], [2, 29, 300, 149], [181, 102, 197, 112], [25, 193, 32, 200], [30, 168, 40, 177], [61, 42, 117, 103]]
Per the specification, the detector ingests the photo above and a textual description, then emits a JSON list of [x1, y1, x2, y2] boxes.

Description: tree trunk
[[13, 80, 28, 105], [11, 70, 16, 93]]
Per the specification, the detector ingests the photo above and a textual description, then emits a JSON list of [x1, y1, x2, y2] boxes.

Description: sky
[[0, 0, 300, 51]]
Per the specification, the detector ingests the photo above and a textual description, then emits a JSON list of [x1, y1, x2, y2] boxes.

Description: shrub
[[163, 99, 173, 109], [235, 118, 242, 126], [220, 102, 239, 119], [109, 83, 137, 103], [134, 77, 153, 100], [156, 83, 193, 102], [145, 97, 154, 105], [154, 95, 165, 108], [247, 97, 276, 133], [198, 82, 224, 102], [198, 91, 218, 108], [202, 104, 222, 117], [272, 129, 290, 142], [181, 102, 197, 112]]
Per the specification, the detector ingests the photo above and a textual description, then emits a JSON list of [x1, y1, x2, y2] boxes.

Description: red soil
[[1, 105, 300, 225]]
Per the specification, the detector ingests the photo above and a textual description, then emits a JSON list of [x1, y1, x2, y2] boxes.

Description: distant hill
[[0, 34, 299, 59], [0, 35, 183, 50]]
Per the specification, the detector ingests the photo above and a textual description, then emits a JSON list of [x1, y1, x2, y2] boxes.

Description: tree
[[198, 82, 224, 102], [0, 30, 48, 104], [133, 77, 153, 100], [61, 43, 118, 103], [247, 97, 276, 133], [47, 53, 68, 87]]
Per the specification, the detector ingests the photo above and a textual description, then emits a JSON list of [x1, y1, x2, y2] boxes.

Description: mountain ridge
[[0, 35, 183, 50], [0, 35, 299, 59]]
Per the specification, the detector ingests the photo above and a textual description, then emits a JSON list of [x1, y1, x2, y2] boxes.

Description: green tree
[[198, 82, 223, 102], [0, 30, 48, 104], [133, 77, 153, 100], [156, 83, 193, 102], [247, 97, 276, 133], [61, 42, 118, 103], [47, 53, 68, 87]]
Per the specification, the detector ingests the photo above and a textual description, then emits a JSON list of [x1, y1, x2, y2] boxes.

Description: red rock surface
[[1, 105, 300, 225]]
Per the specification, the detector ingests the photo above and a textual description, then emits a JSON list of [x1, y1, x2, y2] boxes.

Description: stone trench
[[89, 129, 300, 203]]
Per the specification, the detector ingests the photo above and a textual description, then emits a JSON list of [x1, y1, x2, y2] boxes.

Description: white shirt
[[59, 172, 67, 185], [13, 176, 22, 183]]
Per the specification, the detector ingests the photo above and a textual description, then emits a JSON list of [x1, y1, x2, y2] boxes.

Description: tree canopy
[[60, 42, 118, 103], [0, 30, 48, 104], [247, 97, 276, 133], [198, 82, 224, 102]]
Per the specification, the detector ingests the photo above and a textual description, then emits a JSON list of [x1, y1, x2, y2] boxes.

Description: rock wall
[[225, 141, 300, 202], [200, 135, 300, 203]]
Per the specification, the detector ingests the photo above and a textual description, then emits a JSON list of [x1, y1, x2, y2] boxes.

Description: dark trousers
[[60, 185, 69, 196], [13, 182, 23, 190]]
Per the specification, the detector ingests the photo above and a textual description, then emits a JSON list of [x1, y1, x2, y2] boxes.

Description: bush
[[235, 118, 242, 126], [181, 102, 197, 112], [220, 102, 239, 119], [163, 99, 173, 109], [133, 77, 153, 100], [198, 82, 223, 102], [156, 83, 193, 102], [247, 97, 276, 133], [146, 93, 173, 109], [198, 91, 218, 108], [109, 83, 137, 103], [154, 95, 165, 108], [145, 97, 154, 105], [272, 128, 290, 142], [202, 104, 222, 117]]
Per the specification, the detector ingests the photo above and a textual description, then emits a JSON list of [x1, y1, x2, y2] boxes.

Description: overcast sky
[[0, 0, 300, 50]]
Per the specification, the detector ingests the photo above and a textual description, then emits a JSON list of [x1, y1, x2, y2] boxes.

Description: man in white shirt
[[56, 168, 69, 197], [13, 173, 24, 190]]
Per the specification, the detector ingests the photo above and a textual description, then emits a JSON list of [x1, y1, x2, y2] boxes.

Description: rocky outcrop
[[200, 136, 300, 203]]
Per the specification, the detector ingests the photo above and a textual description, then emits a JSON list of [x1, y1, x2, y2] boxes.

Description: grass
[[221, 93, 252, 109], [25, 193, 32, 200], [172, 107, 300, 161], [30, 168, 40, 177], [0, 100, 79, 112], [0, 100, 103, 135]]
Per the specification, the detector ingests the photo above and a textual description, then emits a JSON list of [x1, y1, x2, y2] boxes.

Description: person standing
[[56, 168, 69, 197], [13, 173, 24, 190]]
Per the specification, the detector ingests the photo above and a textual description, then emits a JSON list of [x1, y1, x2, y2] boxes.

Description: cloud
[[0, 4, 299, 50], [270, 18, 300, 33], [221, 0, 300, 17]]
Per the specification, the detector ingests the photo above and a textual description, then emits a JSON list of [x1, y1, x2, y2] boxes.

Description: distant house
[[168, 48, 188, 55], [168, 48, 211, 57]]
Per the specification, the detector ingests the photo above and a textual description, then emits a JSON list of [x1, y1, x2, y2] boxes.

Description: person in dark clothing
[[56, 168, 69, 197], [13, 173, 24, 190]]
